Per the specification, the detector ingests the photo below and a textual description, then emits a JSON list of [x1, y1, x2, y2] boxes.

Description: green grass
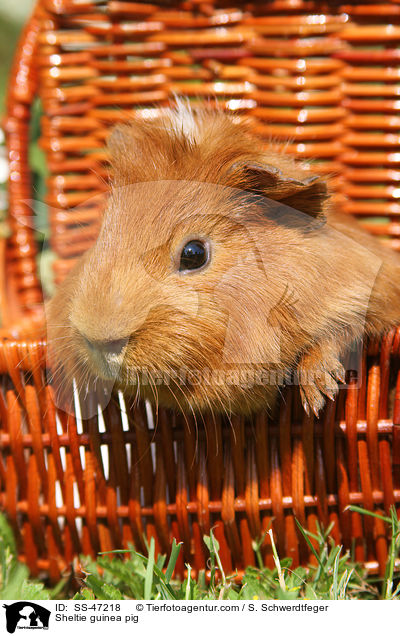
[[0, 515, 63, 600], [1, 507, 400, 601]]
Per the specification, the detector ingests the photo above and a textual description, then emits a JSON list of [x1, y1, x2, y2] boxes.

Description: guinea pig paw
[[299, 384, 326, 418], [332, 362, 346, 385], [297, 350, 343, 417]]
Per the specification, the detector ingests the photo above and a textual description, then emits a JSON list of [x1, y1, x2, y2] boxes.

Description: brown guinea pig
[[46, 102, 400, 417]]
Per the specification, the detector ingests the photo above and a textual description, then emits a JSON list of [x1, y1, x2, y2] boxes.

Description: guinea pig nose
[[98, 337, 129, 355], [84, 336, 128, 355]]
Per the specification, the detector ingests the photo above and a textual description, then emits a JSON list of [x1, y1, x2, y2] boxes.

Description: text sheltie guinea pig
[[46, 103, 400, 417]]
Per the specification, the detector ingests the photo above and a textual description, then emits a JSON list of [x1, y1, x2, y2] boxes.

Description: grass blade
[[144, 537, 155, 599], [185, 564, 192, 600], [294, 519, 324, 571], [165, 539, 181, 584], [346, 506, 391, 524], [268, 529, 285, 593]]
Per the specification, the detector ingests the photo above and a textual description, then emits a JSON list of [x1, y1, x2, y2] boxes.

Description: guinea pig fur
[[46, 102, 400, 417]]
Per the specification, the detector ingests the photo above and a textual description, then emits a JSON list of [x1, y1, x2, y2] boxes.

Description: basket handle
[[2, 2, 44, 337]]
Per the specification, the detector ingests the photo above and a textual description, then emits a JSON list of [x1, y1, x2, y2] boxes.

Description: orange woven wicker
[[2, 0, 400, 583]]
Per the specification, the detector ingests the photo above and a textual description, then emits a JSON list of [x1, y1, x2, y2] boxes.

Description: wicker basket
[[2, 0, 400, 583]]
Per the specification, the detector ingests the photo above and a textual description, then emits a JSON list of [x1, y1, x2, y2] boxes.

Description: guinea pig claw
[[325, 389, 337, 402], [312, 402, 323, 418], [303, 175, 319, 186], [302, 399, 310, 417], [285, 176, 308, 188], [334, 367, 346, 384], [240, 162, 282, 180], [283, 175, 319, 188], [264, 164, 282, 177]]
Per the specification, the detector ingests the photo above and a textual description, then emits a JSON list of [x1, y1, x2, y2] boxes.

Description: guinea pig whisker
[[147, 375, 159, 428], [47, 348, 86, 382], [53, 352, 86, 392], [213, 390, 233, 425], [133, 370, 141, 407], [209, 404, 221, 458], [203, 394, 221, 448], [228, 416, 238, 447], [17, 338, 68, 374], [16, 350, 44, 371], [47, 335, 76, 343], [163, 375, 191, 432], [48, 342, 80, 355], [166, 371, 199, 465], [57, 362, 83, 394], [47, 323, 73, 327], [74, 366, 93, 403]]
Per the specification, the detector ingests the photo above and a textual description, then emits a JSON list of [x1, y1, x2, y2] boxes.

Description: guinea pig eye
[[179, 240, 209, 272]]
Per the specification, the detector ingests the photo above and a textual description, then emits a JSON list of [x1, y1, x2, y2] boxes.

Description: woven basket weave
[[2, 0, 400, 583]]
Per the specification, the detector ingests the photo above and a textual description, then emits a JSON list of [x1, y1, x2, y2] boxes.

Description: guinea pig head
[[46, 106, 329, 415]]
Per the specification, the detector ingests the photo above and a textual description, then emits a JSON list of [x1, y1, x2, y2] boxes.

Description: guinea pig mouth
[[97, 354, 125, 380], [83, 336, 129, 380]]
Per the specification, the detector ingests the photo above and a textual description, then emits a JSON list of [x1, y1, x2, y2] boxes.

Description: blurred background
[[0, 0, 35, 112], [0, 0, 53, 295]]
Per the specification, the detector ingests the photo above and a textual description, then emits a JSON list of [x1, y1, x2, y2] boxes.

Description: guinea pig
[[46, 102, 400, 418]]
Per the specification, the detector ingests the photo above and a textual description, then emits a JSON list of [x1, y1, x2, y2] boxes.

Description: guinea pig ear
[[106, 123, 142, 184], [107, 124, 131, 159], [241, 162, 329, 219]]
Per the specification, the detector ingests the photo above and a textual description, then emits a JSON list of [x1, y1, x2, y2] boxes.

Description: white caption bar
[[0, 599, 384, 635]]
